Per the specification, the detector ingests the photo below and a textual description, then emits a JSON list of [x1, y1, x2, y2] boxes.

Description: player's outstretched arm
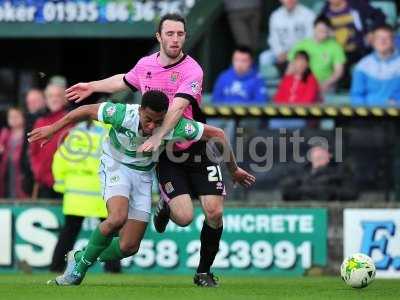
[[66, 74, 127, 103], [138, 97, 190, 152], [201, 124, 256, 188], [27, 104, 101, 145]]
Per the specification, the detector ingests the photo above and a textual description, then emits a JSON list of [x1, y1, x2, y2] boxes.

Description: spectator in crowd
[[280, 145, 357, 201], [320, 0, 386, 67], [25, 88, 46, 117], [289, 16, 346, 93], [50, 121, 120, 273], [213, 45, 268, 104], [223, 0, 262, 52], [320, 0, 386, 88], [29, 83, 71, 199], [396, 33, 400, 50], [274, 51, 320, 104], [0, 108, 28, 199], [351, 24, 400, 107], [20, 88, 47, 195], [259, 0, 315, 75]]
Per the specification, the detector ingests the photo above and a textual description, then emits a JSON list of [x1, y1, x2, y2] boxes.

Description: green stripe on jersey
[[102, 102, 126, 129], [109, 129, 153, 158]]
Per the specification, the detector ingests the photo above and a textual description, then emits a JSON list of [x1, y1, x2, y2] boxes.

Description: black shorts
[[156, 142, 226, 201]]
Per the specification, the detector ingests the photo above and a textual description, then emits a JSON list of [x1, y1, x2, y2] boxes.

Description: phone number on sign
[[40, 1, 193, 23], [120, 239, 312, 270]]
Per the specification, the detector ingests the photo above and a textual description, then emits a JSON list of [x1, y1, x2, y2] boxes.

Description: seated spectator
[[20, 88, 47, 195], [274, 51, 320, 104], [320, 0, 386, 77], [29, 83, 71, 199], [0, 108, 28, 199], [289, 16, 346, 93], [213, 45, 268, 105], [351, 24, 400, 107], [259, 0, 315, 75], [280, 145, 357, 201], [320, 0, 386, 89]]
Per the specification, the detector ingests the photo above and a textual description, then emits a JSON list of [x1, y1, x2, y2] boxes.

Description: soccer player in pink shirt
[[65, 13, 255, 287]]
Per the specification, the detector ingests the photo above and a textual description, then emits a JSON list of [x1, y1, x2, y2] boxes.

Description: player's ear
[[156, 32, 161, 42]]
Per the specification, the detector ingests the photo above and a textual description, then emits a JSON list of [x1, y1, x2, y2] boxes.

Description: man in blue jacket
[[212, 45, 268, 104], [351, 24, 400, 107]]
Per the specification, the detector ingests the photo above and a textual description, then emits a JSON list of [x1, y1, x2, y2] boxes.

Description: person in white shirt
[[259, 0, 315, 75]]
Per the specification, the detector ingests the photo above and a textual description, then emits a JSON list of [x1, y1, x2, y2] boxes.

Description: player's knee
[[119, 240, 140, 256], [205, 207, 223, 223], [175, 211, 193, 227], [106, 213, 127, 232]]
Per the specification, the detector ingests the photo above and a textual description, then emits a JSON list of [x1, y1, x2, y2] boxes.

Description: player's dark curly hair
[[141, 90, 169, 112], [157, 13, 186, 33]]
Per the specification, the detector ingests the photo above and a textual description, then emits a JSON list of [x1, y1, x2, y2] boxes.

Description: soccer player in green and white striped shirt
[[28, 90, 255, 285]]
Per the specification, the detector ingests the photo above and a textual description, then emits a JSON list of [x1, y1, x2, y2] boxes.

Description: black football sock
[[196, 221, 223, 274]]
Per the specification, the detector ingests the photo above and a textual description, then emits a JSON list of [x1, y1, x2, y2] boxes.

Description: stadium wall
[[1, 200, 399, 278]]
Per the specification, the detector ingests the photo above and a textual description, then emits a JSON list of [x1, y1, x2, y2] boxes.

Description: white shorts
[[99, 154, 153, 222]]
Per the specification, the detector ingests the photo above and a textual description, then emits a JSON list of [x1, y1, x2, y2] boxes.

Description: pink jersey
[[124, 52, 203, 151]]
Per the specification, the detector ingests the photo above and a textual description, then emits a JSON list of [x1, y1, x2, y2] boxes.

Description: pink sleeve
[[175, 68, 203, 104], [124, 64, 140, 91]]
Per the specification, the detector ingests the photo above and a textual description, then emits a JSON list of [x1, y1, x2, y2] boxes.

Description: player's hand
[[231, 167, 256, 188], [27, 126, 54, 147], [138, 134, 162, 153], [65, 82, 93, 103]]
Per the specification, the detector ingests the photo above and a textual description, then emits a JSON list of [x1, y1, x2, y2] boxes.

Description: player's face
[[139, 107, 166, 135], [157, 20, 186, 59], [232, 51, 252, 75], [373, 29, 394, 56]]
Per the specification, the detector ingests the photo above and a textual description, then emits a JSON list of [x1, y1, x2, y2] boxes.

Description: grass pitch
[[0, 274, 399, 300]]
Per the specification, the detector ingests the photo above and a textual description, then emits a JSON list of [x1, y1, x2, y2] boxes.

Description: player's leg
[[192, 195, 224, 287], [195, 194, 224, 286], [99, 218, 121, 273], [169, 194, 194, 226], [154, 151, 194, 231], [76, 168, 152, 264], [97, 219, 147, 262], [191, 155, 225, 287], [52, 196, 129, 285], [52, 157, 132, 285], [96, 167, 152, 261]]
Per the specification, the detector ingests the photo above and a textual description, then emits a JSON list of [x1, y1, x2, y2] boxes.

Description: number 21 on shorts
[[207, 166, 222, 182]]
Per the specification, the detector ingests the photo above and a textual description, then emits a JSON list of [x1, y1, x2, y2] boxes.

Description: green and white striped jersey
[[97, 102, 204, 171]]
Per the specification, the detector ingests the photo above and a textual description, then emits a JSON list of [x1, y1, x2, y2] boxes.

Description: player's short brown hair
[[157, 13, 186, 33]]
